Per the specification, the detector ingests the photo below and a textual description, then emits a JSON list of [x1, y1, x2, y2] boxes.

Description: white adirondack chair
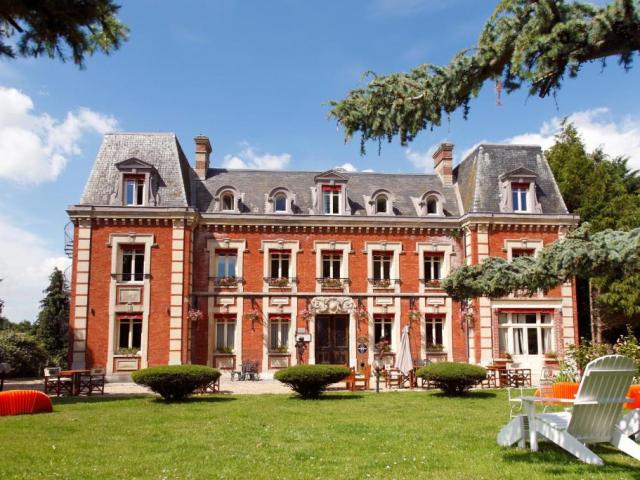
[[497, 355, 640, 465]]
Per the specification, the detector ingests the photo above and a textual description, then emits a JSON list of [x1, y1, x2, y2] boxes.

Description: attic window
[[274, 193, 287, 213], [221, 192, 235, 211], [426, 197, 438, 215], [322, 185, 341, 215], [125, 176, 145, 206], [374, 195, 388, 214], [512, 183, 529, 212]]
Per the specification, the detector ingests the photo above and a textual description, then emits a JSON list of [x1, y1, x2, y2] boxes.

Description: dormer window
[[125, 176, 145, 206], [426, 197, 438, 214], [322, 185, 341, 215], [221, 192, 235, 211], [274, 193, 287, 213], [375, 195, 388, 214], [512, 183, 529, 212]]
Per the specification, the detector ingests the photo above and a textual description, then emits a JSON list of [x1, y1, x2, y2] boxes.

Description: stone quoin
[[67, 132, 578, 377]]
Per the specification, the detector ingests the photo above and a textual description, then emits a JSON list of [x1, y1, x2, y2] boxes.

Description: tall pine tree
[[34, 268, 70, 367]]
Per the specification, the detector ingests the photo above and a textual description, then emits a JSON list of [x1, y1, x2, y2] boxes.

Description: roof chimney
[[194, 135, 212, 179], [433, 143, 453, 186]]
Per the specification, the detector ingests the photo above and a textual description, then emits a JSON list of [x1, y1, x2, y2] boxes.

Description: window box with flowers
[[267, 277, 292, 288], [319, 277, 347, 289], [370, 278, 392, 289], [213, 276, 241, 288], [424, 279, 442, 289]]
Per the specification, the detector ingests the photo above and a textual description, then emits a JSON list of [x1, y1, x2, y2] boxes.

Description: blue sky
[[0, 0, 638, 321]]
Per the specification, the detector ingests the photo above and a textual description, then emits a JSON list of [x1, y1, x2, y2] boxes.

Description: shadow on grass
[[52, 394, 152, 405], [431, 390, 497, 399], [150, 395, 237, 404], [287, 393, 365, 401], [501, 444, 640, 474]]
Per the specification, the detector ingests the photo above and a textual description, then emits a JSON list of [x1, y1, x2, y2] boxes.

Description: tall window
[[511, 248, 535, 258], [374, 316, 393, 346], [117, 318, 142, 351], [215, 317, 236, 352], [221, 192, 235, 211], [426, 197, 438, 215], [372, 252, 392, 280], [512, 184, 529, 212], [375, 195, 388, 214], [125, 176, 145, 206], [269, 317, 290, 351], [322, 186, 341, 214], [270, 252, 290, 279], [121, 246, 144, 282], [424, 253, 443, 281], [322, 253, 341, 279], [216, 251, 237, 278], [498, 312, 553, 356], [274, 193, 287, 212], [426, 316, 444, 348]]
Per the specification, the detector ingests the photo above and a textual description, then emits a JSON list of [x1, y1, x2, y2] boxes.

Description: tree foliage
[[442, 224, 640, 301], [329, 0, 640, 151], [0, 0, 128, 67], [34, 268, 70, 367]]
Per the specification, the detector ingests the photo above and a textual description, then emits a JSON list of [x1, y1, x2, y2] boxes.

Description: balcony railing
[[317, 277, 350, 289], [264, 277, 298, 288], [111, 273, 150, 282], [368, 278, 400, 288], [211, 276, 243, 288]]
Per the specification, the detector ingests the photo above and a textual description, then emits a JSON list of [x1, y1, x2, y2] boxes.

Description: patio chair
[[385, 368, 403, 389], [497, 355, 640, 465], [196, 376, 221, 394], [241, 361, 260, 381], [43, 367, 72, 397], [79, 368, 106, 395], [344, 367, 356, 391], [352, 365, 371, 391]]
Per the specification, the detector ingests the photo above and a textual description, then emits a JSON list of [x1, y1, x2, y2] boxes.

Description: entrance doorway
[[315, 315, 349, 365]]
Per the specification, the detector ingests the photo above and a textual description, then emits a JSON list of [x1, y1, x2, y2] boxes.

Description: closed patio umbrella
[[395, 325, 414, 376]]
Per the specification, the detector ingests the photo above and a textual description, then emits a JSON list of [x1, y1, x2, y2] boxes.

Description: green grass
[[0, 390, 638, 479]]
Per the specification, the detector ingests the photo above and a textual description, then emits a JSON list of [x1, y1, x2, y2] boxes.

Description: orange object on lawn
[[552, 382, 580, 400], [0, 390, 53, 416], [626, 384, 640, 409]]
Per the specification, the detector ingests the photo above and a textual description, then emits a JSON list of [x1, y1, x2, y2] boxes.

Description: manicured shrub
[[274, 364, 351, 398], [416, 362, 486, 395], [0, 331, 48, 377], [132, 365, 221, 401]]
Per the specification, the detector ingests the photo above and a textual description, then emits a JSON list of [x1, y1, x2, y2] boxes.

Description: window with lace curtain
[[498, 312, 553, 356]]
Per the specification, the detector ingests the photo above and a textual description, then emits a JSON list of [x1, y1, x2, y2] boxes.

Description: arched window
[[221, 192, 235, 211], [426, 197, 438, 215], [274, 193, 287, 212], [375, 195, 388, 214]]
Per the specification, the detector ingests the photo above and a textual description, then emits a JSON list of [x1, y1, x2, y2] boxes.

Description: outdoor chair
[[344, 367, 356, 391], [385, 368, 403, 389], [497, 355, 640, 465], [240, 361, 260, 381], [43, 367, 73, 397], [352, 365, 371, 391], [79, 368, 106, 395], [196, 376, 221, 394]]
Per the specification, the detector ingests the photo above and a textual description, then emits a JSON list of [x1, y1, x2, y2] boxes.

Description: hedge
[[416, 362, 486, 395], [132, 365, 221, 401], [274, 364, 351, 398], [0, 331, 48, 377]]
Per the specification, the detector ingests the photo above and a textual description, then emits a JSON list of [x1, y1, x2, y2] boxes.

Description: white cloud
[[0, 216, 71, 321], [505, 108, 640, 169], [0, 86, 118, 184], [222, 145, 291, 170], [406, 145, 437, 172], [334, 162, 357, 172]]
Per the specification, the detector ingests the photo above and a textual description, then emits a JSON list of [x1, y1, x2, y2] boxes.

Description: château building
[[67, 133, 578, 377]]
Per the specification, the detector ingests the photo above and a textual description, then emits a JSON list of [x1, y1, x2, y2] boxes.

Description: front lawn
[[0, 390, 637, 479]]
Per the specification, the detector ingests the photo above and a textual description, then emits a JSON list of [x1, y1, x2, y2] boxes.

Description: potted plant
[[187, 309, 203, 323], [544, 351, 559, 366], [372, 278, 391, 288], [424, 279, 441, 288], [320, 277, 343, 289], [216, 276, 239, 287], [272, 345, 289, 354], [269, 277, 290, 288], [116, 347, 140, 356], [426, 343, 444, 353], [218, 346, 234, 354], [299, 308, 313, 322], [408, 309, 421, 321], [356, 308, 369, 321]]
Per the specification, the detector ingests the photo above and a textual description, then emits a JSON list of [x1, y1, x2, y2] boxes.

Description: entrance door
[[315, 315, 349, 365]]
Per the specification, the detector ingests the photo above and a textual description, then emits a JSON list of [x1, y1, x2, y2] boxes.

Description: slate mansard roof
[[78, 132, 570, 218]]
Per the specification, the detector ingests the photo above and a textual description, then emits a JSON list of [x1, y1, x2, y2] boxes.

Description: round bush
[[132, 365, 221, 401], [0, 331, 48, 377], [274, 365, 351, 398], [416, 362, 486, 395]]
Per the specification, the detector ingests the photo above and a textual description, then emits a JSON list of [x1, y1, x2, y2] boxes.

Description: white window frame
[[512, 185, 529, 212], [269, 317, 290, 351], [270, 252, 291, 279], [215, 317, 236, 352], [116, 318, 142, 351], [322, 188, 341, 215], [425, 316, 445, 348], [215, 251, 237, 278], [119, 246, 145, 283], [372, 252, 392, 280], [274, 193, 287, 213], [375, 195, 388, 214], [124, 177, 146, 206], [374, 316, 393, 346], [221, 192, 235, 211], [424, 253, 443, 281], [322, 252, 342, 279], [498, 312, 554, 356]]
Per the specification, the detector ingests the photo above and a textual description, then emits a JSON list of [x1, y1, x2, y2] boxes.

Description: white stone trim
[[504, 239, 544, 259], [313, 241, 351, 293], [261, 240, 300, 292], [106, 233, 154, 375], [72, 221, 92, 369], [416, 242, 453, 293], [364, 241, 402, 294]]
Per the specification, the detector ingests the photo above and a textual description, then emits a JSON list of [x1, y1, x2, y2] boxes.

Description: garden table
[[60, 369, 90, 396]]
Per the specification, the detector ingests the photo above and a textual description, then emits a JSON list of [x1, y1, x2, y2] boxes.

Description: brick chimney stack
[[194, 135, 212, 179], [433, 143, 453, 186]]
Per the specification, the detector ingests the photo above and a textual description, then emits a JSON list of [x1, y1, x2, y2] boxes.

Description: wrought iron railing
[[316, 277, 350, 288], [368, 278, 400, 288], [211, 276, 243, 287], [264, 277, 298, 287]]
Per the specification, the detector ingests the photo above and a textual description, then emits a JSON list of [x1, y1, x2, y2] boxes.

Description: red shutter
[[321, 185, 342, 192]]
